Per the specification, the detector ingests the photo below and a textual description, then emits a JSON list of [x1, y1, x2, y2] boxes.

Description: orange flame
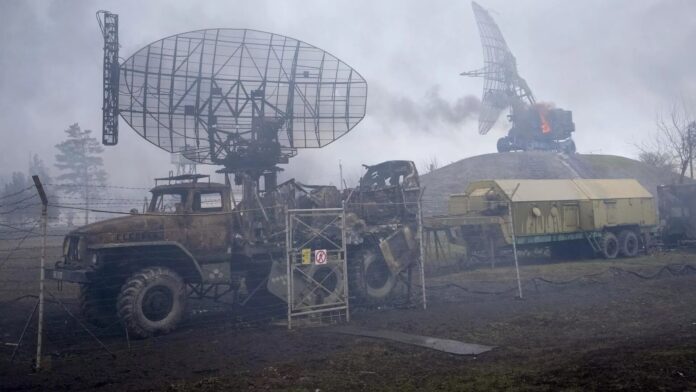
[[539, 110, 551, 134]]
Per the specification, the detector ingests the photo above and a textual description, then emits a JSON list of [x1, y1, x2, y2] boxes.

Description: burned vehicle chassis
[[48, 161, 422, 338]]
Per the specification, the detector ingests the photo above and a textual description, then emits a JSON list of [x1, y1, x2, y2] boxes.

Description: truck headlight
[[91, 253, 98, 265]]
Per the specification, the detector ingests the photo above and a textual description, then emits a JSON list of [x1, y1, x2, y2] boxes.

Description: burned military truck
[[48, 161, 421, 338], [426, 179, 656, 262]]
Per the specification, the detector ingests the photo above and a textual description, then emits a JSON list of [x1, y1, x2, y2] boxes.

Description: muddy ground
[[3, 249, 696, 391]]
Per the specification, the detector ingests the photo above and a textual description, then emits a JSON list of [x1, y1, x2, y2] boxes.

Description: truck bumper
[[45, 267, 90, 283]]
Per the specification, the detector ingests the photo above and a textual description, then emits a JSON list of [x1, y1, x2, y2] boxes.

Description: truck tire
[[117, 267, 186, 338], [80, 283, 119, 328], [600, 232, 619, 259], [618, 230, 639, 257], [350, 249, 397, 304], [497, 137, 511, 153]]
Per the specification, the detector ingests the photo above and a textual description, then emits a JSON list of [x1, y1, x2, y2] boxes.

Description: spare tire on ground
[[349, 248, 400, 305]]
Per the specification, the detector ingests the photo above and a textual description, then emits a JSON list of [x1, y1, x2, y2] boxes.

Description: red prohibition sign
[[315, 249, 328, 265]]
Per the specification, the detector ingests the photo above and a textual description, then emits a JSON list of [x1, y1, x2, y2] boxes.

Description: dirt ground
[[3, 249, 696, 391]]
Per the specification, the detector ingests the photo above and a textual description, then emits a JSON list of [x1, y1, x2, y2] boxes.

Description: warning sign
[[314, 249, 328, 265], [301, 248, 311, 265]]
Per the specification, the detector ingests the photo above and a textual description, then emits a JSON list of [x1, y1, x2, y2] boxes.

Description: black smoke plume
[[370, 85, 480, 132]]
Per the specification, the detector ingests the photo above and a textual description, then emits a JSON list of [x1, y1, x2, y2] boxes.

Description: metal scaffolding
[[285, 207, 349, 328]]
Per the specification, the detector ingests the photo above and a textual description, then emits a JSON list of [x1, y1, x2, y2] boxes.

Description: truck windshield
[[149, 191, 187, 213]]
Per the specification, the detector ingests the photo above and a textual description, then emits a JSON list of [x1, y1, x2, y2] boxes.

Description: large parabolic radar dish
[[117, 28, 367, 168], [469, 2, 535, 135]]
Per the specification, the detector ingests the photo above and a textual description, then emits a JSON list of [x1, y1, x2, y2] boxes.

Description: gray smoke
[[370, 85, 480, 132]]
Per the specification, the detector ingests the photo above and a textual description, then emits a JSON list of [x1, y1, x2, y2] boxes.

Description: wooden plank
[[331, 326, 494, 356]]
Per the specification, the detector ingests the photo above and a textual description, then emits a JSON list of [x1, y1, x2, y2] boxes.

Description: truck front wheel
[[117, 267, 187, 338]]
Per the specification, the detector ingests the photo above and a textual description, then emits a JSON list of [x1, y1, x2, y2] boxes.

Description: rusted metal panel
[[379, 226, 417, 275], [332, 326, 494, 355]]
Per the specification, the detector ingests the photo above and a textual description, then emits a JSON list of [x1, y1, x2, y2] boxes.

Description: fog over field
[[1, 0, 695, 186]]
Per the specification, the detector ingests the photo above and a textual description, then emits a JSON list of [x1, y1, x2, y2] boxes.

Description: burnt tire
[[618, 230, 639, 257], [600, 232, 619, 259], [349, 249, 397, 304], [80, 283, 119, 328], [117, 267, 186, 339]]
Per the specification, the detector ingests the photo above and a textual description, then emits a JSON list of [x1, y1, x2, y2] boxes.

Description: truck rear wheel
[[350, 249, 397, 304], [618, 230, 639, 257], [117, 267, 186, 338], [600, 232, 619, 259]]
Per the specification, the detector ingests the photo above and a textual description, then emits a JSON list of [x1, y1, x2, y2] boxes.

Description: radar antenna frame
[[97, 10, 120, 146]]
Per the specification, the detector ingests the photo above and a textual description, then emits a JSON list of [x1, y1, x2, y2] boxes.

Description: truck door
[[186, 190, 230, 263], [152, 191, 188, 244]]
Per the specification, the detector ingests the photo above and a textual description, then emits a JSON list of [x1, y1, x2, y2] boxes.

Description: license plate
[[53, 270, 63, 280]]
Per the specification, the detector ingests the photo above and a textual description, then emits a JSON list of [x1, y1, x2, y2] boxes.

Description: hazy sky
[[1, 0, 695, 188]]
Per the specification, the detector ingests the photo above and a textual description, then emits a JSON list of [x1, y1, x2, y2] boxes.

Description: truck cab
[[52, 175, 232, 283]]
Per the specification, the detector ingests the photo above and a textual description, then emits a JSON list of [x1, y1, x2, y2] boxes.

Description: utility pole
[[339, 160, 344, 191], [508, 183, 523, 299], [31, 175, 48, 370], [689, 122, 696, 179], [83, 138, 90, 225]]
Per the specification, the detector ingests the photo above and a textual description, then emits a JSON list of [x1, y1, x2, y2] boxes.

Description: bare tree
[[422, 155, 440, 174], [638, 101, 696, 184]]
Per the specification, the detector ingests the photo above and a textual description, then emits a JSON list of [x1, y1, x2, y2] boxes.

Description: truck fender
[[88, 241, 204, 282]]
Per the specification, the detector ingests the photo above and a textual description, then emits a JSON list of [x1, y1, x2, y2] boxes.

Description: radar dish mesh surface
[[470, 2, 534, 135], [118, 29, 367, 165]]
